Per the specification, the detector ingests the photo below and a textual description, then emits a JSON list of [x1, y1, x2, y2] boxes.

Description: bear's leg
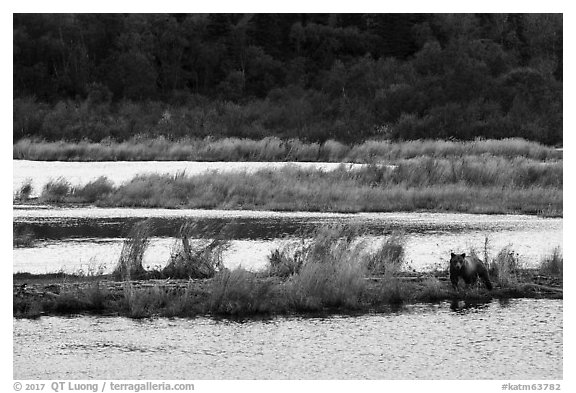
[[450, 268, 460, 291], [463, 274, 477, 289]]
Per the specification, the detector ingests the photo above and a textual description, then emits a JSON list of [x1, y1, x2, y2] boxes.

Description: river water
[[12, 160, 563, 380], [13, 299, 562, 379], [14, 207, 562, 274]]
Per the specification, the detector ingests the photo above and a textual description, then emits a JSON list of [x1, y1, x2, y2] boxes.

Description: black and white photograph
[[9, 6, 565, 387]]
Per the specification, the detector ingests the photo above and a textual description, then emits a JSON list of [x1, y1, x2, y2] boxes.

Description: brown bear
[[449, 253, 493, 291]]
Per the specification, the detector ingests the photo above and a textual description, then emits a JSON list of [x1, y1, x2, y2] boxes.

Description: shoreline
[[13, 199, 564, 218], [14, 146, 563, 217], [14, 271, 563, 320]]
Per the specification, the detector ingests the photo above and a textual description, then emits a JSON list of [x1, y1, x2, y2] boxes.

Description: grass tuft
[[72, 176, 114, 202], [488, 246, 522, 287], [14, 179, 33, 202], [266, 242, 305, 278], [39, 177, 71, 203], [162, 222, 228, 279], [365, 232, 406, 276], [113, 220, 153, 281], [539, 247, 563, 276], [209, 268, 283, 316]]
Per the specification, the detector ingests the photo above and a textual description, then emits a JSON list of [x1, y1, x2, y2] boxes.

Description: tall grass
[[39, 177, 71, 203], [265, 224, 409, 311], [162, 222, 228, 279], [488, 246, 523, 287], [15, 237, 563, 318], [266, 242, 305, 278], [209, 268, 284, 316], [72, 176, 114, 203], [40, 153, 562, 215], [14, 137, 562, 162], [539, 247, 563, 276], [365, 233, 406, 276], [113, 220, 153, 281], [14, 179, 33, 202]]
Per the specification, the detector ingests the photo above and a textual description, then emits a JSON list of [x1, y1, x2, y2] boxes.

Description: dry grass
[[162, 222, 229, 279], [488, 246, 523, 287], [365, 232, 406, 276], [14, 137, 562, 162], [14, 179, 33, 202], [539, 247, 563, 276], [113, 220, 153, 281], [209, 268, 284, 316], [24, 153, 562, 216], [266, 242, 305, 278], [39, 177, 71, 203], [267, 224, 408, 311]]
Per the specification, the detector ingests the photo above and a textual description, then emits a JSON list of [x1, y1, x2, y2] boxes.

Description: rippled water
[[13, 160, 363, 197], [14, 208, 562, 274], [13, 299, 563, 379]]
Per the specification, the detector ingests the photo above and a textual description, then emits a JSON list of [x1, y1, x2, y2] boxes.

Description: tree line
[[13, 13, 563, 145]]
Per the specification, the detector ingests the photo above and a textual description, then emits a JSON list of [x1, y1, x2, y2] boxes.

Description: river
[[13, 299, 562, 379]]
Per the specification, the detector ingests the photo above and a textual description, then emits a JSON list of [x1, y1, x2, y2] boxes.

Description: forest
[[13, 13, 563, 145]]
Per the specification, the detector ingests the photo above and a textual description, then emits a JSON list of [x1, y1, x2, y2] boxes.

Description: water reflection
[[449, 299, 492, 313]]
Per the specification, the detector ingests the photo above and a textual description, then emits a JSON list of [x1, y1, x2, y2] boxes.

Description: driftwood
[[521, 283, 563, 293]]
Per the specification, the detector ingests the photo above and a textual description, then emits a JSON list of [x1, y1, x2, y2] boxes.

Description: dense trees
[[13, 13, 563, 145]]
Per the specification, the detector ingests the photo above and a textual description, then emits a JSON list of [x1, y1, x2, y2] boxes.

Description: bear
[[449, 252, 493, 291]]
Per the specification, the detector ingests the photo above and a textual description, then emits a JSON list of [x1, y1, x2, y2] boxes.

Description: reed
[[113, 220, 153, 281], [39, 177, 71, 203], [162, 222, 229, 279], [539, 247, 563, 276], [488, 246, 523, 287], [72, 176, 114, 203], [14, 137, 562, 162], [66, 161, 562, 215], [14, 179, 33, 202], [365, 232, 406, 276], [208, 268, 285, 316]]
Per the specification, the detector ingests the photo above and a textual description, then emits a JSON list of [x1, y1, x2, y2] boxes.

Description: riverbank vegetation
[[14, 14, 562, 145], [13, 224, 563, 319], [23, 154, 562, 216], [13, 137, 562, 162]]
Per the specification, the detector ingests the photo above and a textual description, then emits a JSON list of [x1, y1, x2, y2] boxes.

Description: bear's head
[[450, 252, 466, 270]]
